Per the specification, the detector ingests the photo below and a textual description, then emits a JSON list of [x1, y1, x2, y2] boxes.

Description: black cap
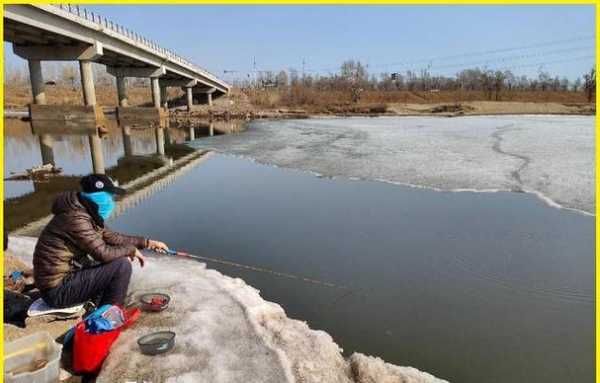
[[80, 174, 126, 195]]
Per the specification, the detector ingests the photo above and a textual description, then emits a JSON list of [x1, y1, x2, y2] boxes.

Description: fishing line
[[155, 249, 353, 291]]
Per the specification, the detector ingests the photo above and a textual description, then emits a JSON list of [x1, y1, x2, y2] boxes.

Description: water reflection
[[178, 119, 246, 140], [5, 118, 159, 177], [4, 115, 247, 232], [4, 180, 35, 199]]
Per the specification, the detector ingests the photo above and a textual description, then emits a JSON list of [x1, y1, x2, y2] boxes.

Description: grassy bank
[[180, 87, 594, 119], [244, 87, 592, 113], [4, 84, 594, 117]]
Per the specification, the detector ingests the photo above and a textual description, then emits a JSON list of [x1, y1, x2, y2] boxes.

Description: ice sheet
[[191, 115, 595, 214]]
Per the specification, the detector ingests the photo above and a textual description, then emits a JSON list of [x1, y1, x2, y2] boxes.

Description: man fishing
[[33, 174, 169, 308]]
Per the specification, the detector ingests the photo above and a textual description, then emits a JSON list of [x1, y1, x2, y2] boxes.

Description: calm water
[[110, 154, 594, 383], [5, 119, 158, 179], [4, 118, 193, 230], [3, 118, 200, 181], [4, 115, 594, 382]]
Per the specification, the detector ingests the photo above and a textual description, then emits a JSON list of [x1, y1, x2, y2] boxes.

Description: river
[[5, 115, 594, 382]]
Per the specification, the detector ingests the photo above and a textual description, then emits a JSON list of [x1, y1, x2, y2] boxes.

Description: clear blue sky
[[4, 5, 596, 82]]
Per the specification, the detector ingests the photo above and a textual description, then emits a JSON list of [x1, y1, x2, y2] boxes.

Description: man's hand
[[129, 248, 145, 267], [147, 239, 169, 254]]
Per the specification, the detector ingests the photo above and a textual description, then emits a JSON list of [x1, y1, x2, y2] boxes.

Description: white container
[[4, 331, 62, 383]]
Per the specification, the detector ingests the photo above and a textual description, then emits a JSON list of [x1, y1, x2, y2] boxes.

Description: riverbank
[[173, 99, 594, 121], [175, 86, 594, 119], [4, 236, 448, 383], [5, 100, 594, 122], [4, 83, 594, 121]]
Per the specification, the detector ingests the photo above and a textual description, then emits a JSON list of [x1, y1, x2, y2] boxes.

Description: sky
[[4, 5, 596, 82]]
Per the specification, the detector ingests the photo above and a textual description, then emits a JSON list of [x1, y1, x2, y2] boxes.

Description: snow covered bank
[[100, 254, 448, 383], [7, 236, 447, 382]]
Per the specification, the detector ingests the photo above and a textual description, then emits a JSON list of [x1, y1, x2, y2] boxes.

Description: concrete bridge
[[4, 4, 230, 173]]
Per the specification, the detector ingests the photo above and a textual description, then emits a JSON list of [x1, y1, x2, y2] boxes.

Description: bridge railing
[[53, 4, 226, 87]]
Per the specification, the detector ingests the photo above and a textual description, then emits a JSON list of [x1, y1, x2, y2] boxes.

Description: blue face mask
[[81, 191, 115, 221]]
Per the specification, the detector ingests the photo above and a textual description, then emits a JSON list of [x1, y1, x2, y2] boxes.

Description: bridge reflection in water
[[4, 116, 246, 234]]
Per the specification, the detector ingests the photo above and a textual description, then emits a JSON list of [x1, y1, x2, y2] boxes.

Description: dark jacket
[[33, 191, 147, 291]]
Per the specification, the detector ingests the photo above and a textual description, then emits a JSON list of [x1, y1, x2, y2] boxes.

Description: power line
[[369, 35, 595, 70], [420, 55, 595, 77], [220, 37, 595, 85], [385, 45, 594, 73], [225, 54, 595, 84], [303, 35, 595, 74], [302, 58, 306, 78], [498, 55, 595, 72]]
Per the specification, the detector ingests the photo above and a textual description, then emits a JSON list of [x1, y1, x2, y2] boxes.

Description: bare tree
[[5, 65, 27, 86], [276, 70, 288, 88], [492, 71, 505, 101], [537, 71, 551, 92], [289, 69, 299, 86], [61, 65, 78, 89], [583, 68, 595, 102], [339, 60, 368, 102], [559, 77, 569, 92], [480, 70, 494, 100]]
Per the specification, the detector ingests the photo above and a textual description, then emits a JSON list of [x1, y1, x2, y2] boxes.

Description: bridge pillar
[[209, 122, 214, 137], [160, 86, 168, 109], [186, 87, 193, 111], [80, 61, 97, 105], [80, 60, 105, 174], [188, 126, 195, 141], [151, 77, 161, 109], [27, 59, 55, 167], [28, 59, 46, 105], [192, 87, 216, 106], [122, 125, 134, 157], [155, 125, 165, 156], [116, 76, 128, 107], [164, 126, 173, 145]]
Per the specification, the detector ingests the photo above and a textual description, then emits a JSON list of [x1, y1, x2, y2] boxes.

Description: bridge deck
[[4, 4, 229, 95]]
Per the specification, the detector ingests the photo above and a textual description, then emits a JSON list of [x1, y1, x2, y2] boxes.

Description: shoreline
[[4, 100, 595, 120], [201, 150, 595, 217], [172, 100, 595, 120], [6, 236, 449, 383]]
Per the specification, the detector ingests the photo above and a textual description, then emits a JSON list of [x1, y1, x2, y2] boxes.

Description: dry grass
[[4, 84, 591, 115], [359, 89, 590, 104], [4, 84, 184, 109], [245, 87, 589, 112]]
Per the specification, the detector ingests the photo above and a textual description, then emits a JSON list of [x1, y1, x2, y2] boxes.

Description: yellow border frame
[[0, 2, 597, 381]]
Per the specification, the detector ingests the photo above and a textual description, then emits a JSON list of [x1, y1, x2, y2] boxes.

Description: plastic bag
[[84, 305, 126, 334], [72, 307, 140, 374]]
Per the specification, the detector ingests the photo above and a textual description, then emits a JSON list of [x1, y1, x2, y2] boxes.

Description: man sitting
[[33, 174, 169, 308]]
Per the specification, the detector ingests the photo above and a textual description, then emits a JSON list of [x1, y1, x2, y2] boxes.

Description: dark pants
[[42, 258, 132, 308]]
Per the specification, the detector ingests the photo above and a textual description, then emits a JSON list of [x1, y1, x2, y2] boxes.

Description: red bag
[[72, 307, 140, 374]]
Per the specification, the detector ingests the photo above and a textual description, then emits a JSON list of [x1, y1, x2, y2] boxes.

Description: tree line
[[5, 59, 595, 103], [249, 60, 595, 102]]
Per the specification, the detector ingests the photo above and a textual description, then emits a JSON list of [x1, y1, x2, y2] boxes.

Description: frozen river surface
[[191, 115, 595, 214]]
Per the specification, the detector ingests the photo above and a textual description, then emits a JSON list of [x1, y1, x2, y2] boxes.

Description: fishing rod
[[157, 249, 352, 291]]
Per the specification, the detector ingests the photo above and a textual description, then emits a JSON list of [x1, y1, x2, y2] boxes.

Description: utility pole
[[301, 58, 306, 81], [252, 56, 257, 88], [223, 70, 238, 85]]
